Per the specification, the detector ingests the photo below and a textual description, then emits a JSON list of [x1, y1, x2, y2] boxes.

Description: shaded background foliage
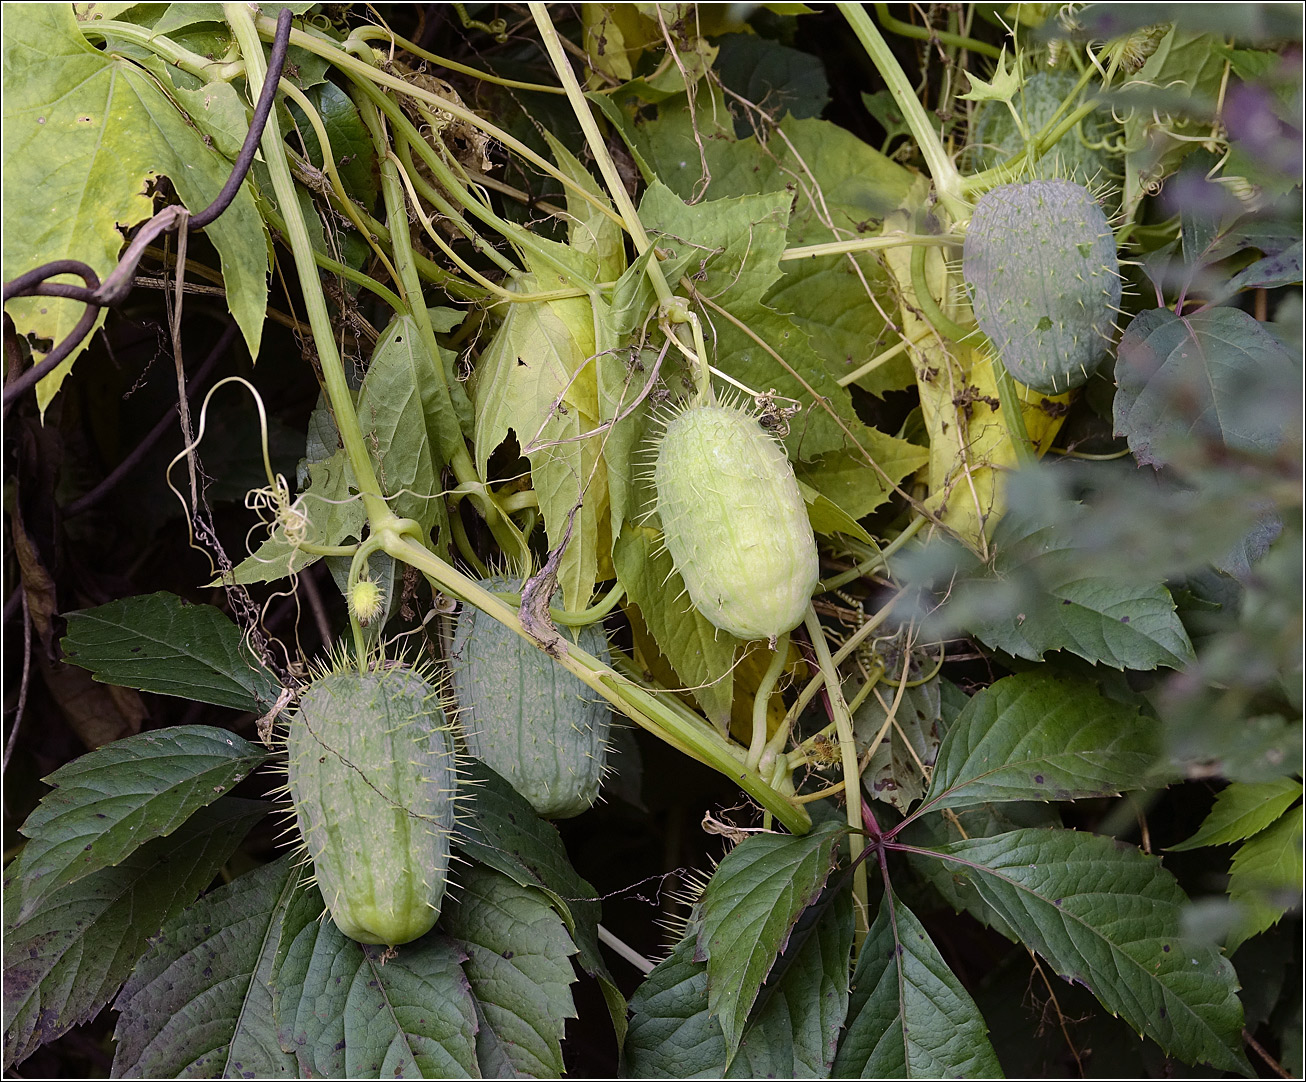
[[3, 2, 1301, 1078]]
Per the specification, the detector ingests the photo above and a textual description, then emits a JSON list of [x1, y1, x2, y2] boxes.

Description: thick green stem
[[225, 5, 388, 526], [386, 534, 812, 834], [747, 635, 789, 773], [804, 606, 868, 940], [839, 3, 966, 217]]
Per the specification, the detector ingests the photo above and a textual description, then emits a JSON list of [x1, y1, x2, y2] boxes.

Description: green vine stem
[[873, 2, 1003, 60], [747, 634, 790, 773], [838, 2, 967, 218], [387, 533, 812, 835], [804, 605, 868, 940], [225, 4, 388, 528]]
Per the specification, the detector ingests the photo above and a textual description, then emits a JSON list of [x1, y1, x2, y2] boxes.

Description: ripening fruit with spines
[[285, 659, 457, 946], [963, 178, 1121, 394], [350, 578, 384, 626], [650, 398, 818, 643], [449, 578, 612, 819]]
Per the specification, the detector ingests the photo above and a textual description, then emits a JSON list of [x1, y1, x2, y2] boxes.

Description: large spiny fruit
[[450, 579, 611, 819], [652, 400, 818, 643], [964, 178, 1121, 394], [286, 663, 456, 946]]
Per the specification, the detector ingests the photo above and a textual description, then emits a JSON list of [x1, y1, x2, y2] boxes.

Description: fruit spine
[[285, 660, 457, 946], [963, 178, 1121, 394], [651, 399, 818, 643], [450, 578, 612, 819]]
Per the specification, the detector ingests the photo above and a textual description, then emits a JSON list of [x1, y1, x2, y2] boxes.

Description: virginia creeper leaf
[[273, 912, 479, 1079], [2, 799, 266, 1071], [1, 4, 267, 410], [921, 671, 1161, 812], [1170, 777, 1303, 851], [453, 760, 625, 1046], [1115, 306, 1301, 468], [832, 892, 1003, 1078], [625, 886, 854, 1078], [443, 866, 579, 1078], [924, 828, 1249, 1073], [15, 725, 267, 921], [60, 592, 281, 712], [934, 497, 1196, 669], [111, 854, 302, 1078], [696, 819, 845, 1064], [1225, 806, 1304, 953]]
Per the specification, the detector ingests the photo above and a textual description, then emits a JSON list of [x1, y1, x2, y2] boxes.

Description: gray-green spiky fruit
[[287, 664, 456, 946], [970, 71, 1119, 203], [964, 179, 1121, 394], [450, 579, 611, 819], [652, 401, 818, 643]]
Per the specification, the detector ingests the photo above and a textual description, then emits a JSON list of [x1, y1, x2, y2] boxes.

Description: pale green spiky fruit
[[450, 578, 611, 819], [964, 178, 1121, 394], [652, 401, 818, 643], [286, 663, 456, 946]]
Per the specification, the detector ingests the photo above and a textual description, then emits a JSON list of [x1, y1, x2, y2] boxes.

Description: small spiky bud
[[350, 578, 385, 626]]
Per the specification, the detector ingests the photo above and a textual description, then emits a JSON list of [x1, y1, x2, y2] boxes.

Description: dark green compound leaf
[[915, 828, 1250, 1074], [730, 884, 854, 1078], [60, 592, 282, 712], [273, 911, 479, 1079], [442, 866, 579, 1078], [624, 887, 855, 1079], [1115, 306, 1302, 468], [696, 819, 845, 1065], [940, 497, 1196, 670], [111, 854, 303, 1078], [453, 759, 626, 1047], [920, 670, 1162, 813], [832, 892, 1002, 1078], [1170, 777, 1303, 851], [1225, 806, 1304, 954], [3, 799, 267, 1071], [15, 725, 267, 922], [623, 934, 726, 1079]]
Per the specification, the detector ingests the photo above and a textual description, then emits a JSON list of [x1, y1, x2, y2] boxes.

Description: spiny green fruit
[[286, 662, 456, 946], [450, 579, 611, 819], [970, 71, 1118, 200], [652, 400, 818, 643], [964, 179, 1121, 394]]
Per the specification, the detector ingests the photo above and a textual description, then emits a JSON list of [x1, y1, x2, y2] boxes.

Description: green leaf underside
[[474, 277, 606, 611], [60, 592, 281, 712], [923, 828, 1249, 1072], [2, 799, 266, 1071], [922, 670, 1160, 812], [614, 524, 737, 728], [833, 892, 1003, 1078], [951, 501, 1196, 669], [1, 4, 266, 409], [696, 820, 845, 1062], [111, 854, 302, 1078], [442, 866, 579, 1078], [451, 760, 625, 1045], [16, 725, 267, 921], [355, 314, 447, 536], [273, 907, 479, 1079], [625, 888, 854, 1078], [1170, 777, 1303, 850]]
